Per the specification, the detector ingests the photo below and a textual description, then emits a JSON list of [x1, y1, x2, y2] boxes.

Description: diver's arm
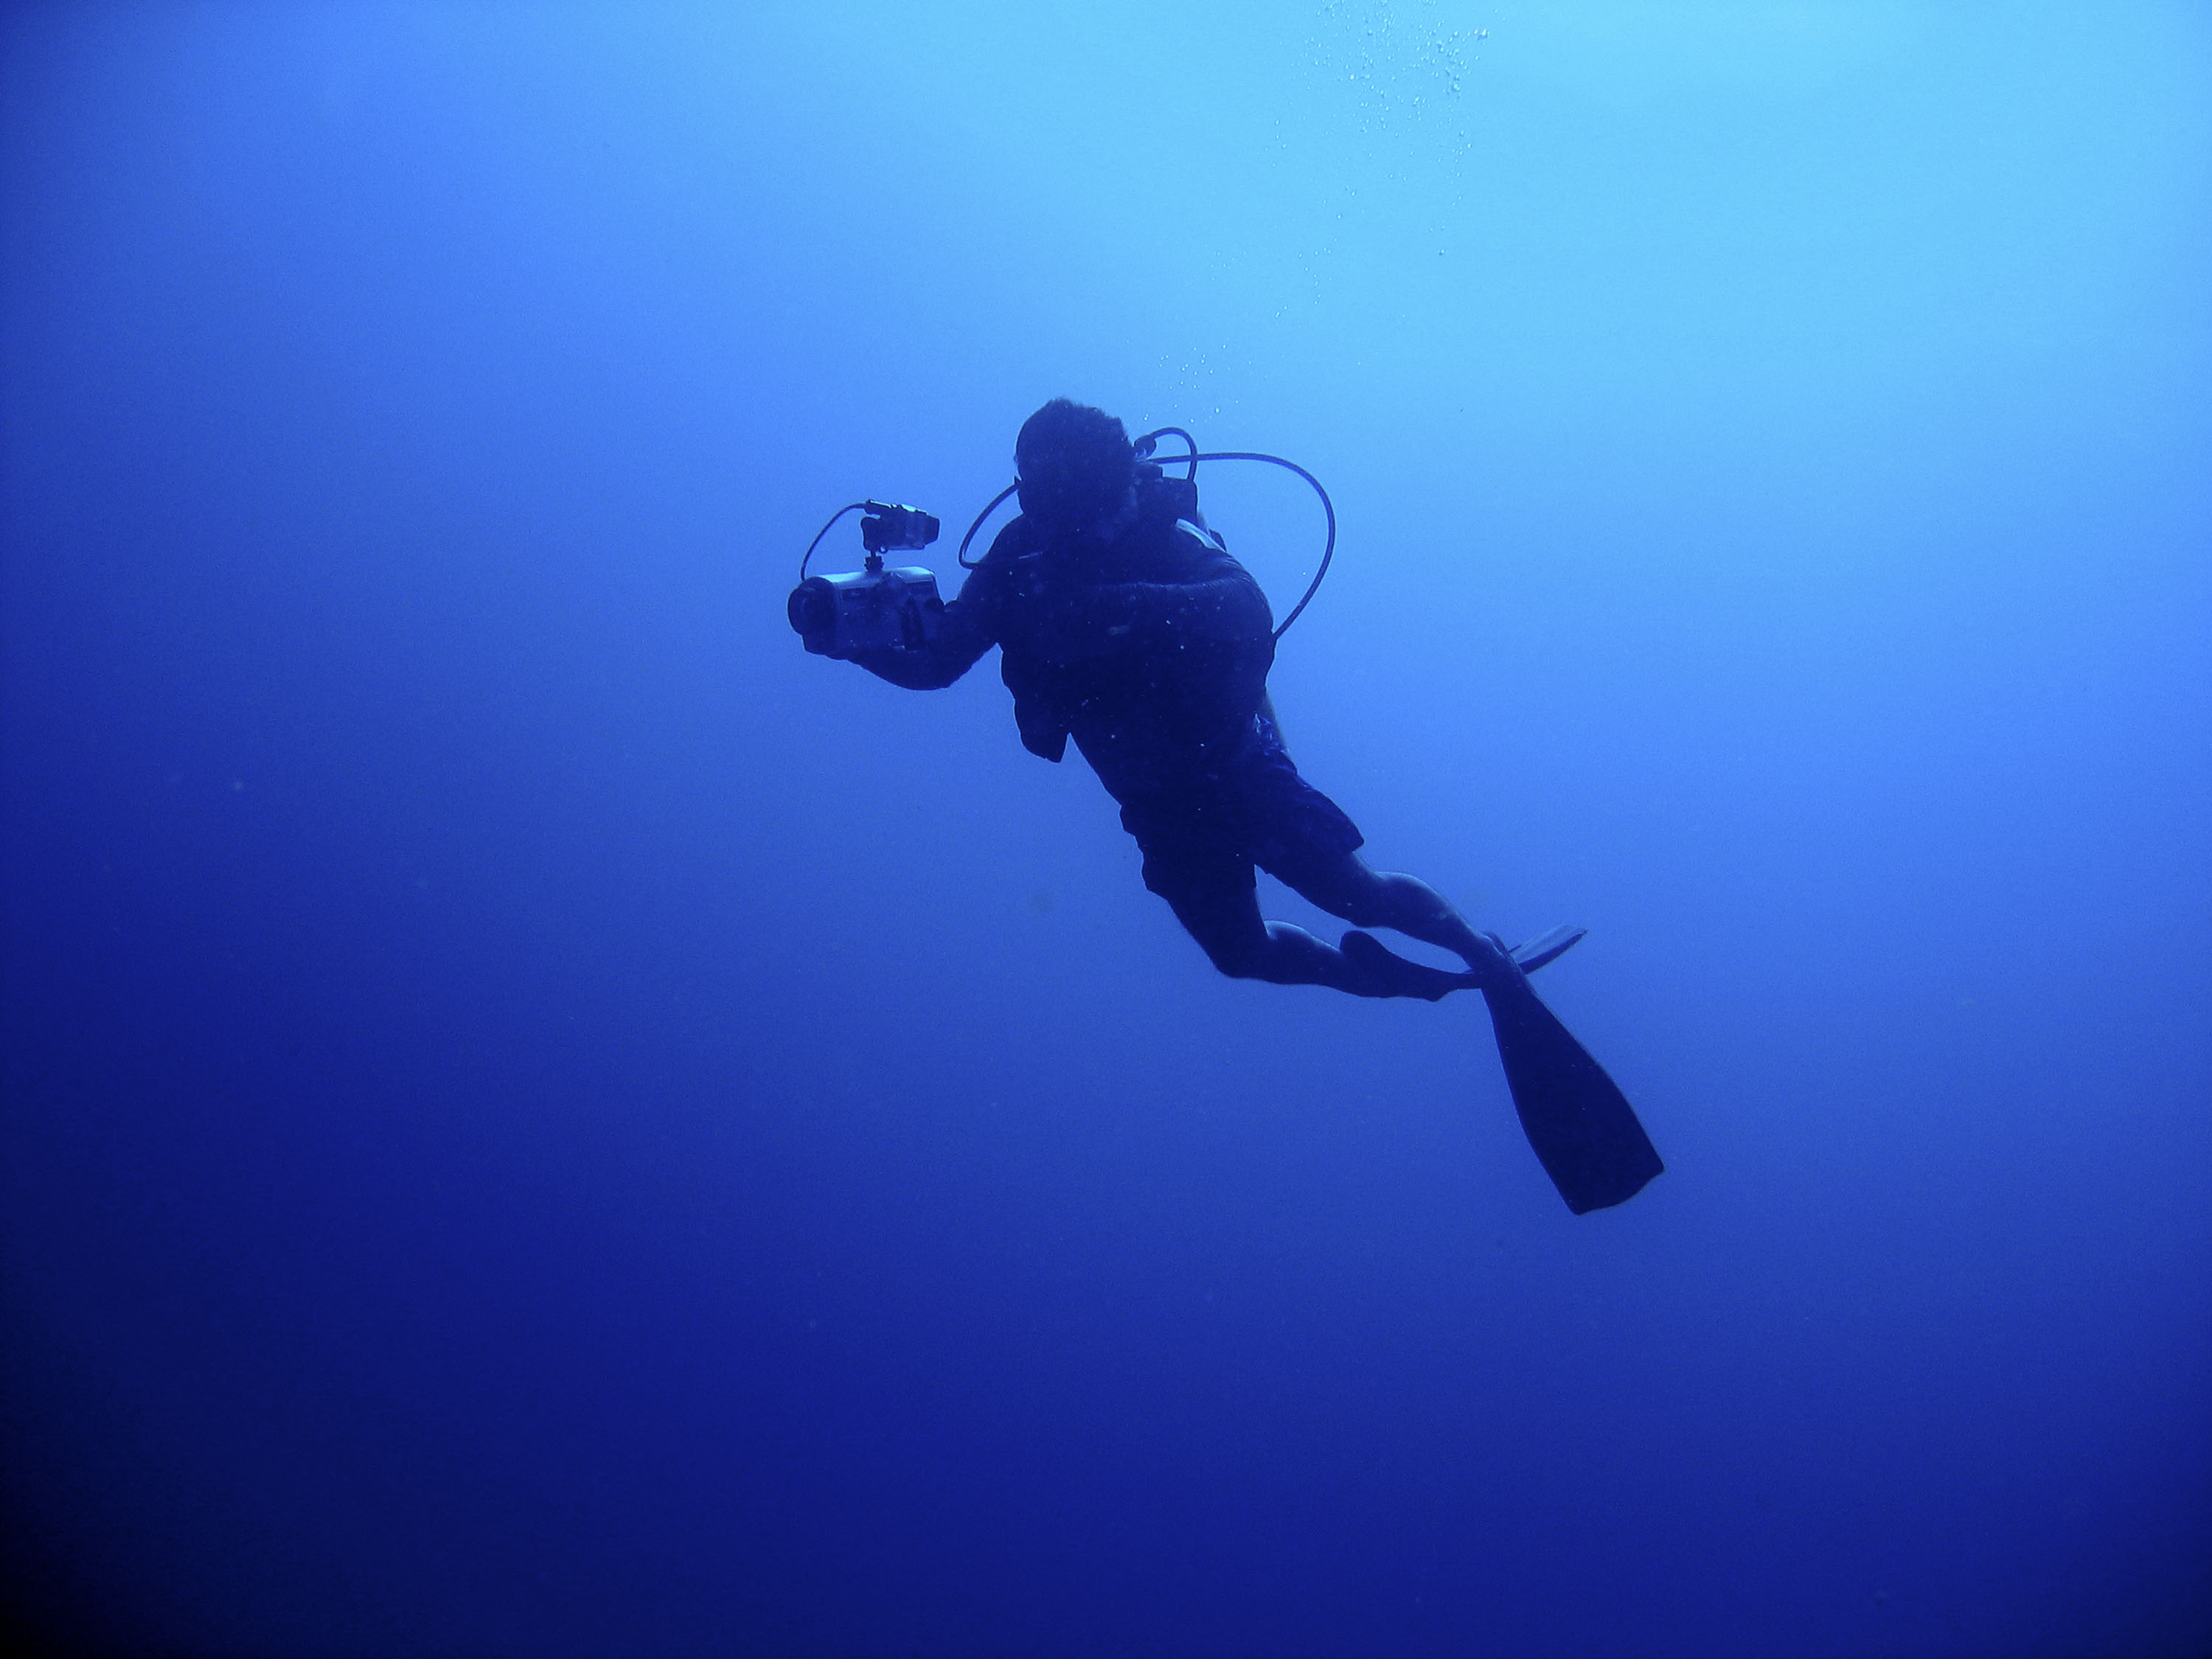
[[846, 599, 992, 689], [844, 558, 1007, 689]]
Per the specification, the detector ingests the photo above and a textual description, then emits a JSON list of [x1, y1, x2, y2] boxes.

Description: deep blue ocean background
[[4, 6, 2208, 1655]]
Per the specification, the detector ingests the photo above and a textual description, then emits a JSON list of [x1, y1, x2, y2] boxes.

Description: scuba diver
[[795, 399, 1662, 1211], [838, 399, 1506, 1001]]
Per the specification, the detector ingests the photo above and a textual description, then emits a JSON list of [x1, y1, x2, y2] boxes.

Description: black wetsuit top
[[852, 511, 1277, 805]]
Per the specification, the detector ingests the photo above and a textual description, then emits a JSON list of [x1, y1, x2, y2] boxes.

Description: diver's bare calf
[[1164, 851, 1515, 1001]]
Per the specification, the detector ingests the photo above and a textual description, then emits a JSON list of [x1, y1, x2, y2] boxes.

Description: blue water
[[4, 7, 2207, 1655]]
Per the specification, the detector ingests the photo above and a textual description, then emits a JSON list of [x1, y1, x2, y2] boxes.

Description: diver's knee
[[1160, 885, 1271, 978], [1182, 917, 1267, 978], [1201, 937, 1266, 979]]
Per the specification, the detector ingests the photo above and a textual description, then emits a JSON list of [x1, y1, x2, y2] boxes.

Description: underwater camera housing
[[787, 501, 945, 658]]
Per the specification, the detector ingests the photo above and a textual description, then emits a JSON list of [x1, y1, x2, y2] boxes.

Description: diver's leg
[[1274, 851, 1514, 987], [1151, 860, 1430, 997]]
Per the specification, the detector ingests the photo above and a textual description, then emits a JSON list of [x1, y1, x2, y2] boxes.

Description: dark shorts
[[1116, 726, 1364, 911]]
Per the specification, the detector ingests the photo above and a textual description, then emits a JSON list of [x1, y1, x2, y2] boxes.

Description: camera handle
[[798, 502, 872, 580]]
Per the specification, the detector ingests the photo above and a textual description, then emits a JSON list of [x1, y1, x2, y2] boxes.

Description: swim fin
[[1481, 947, 1663, 1214], [1340, 923, 1587, 1002], [1510, 924, 1587, 975]]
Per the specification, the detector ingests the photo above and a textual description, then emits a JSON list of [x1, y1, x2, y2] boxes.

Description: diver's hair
[[1016, 398, 1135, 487]]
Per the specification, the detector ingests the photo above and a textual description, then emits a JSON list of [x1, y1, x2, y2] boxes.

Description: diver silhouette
[[844, 399, 1512, 1001], [818, 399, 1661, 1210]]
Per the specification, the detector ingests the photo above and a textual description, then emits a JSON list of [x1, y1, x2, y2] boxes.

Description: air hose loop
[[955, 436, 1335, 640]]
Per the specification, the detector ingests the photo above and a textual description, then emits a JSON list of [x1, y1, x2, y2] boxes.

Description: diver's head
[[1015, 399, 1136, 543]]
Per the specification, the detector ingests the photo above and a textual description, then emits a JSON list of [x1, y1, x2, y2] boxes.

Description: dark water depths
[[4, 7, 2208, 1655]]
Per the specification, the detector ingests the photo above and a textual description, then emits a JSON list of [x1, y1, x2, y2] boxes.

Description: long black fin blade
[[1481, 977, 1663, 1214]]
